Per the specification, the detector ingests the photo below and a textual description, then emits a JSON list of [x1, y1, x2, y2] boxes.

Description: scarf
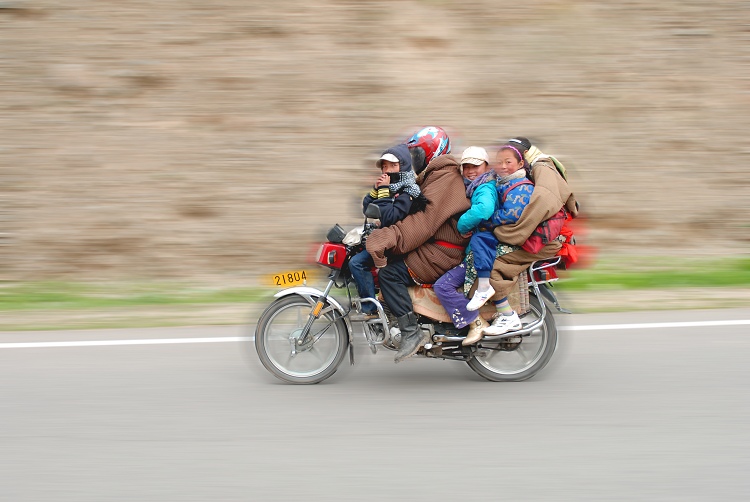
[[497, 168, 528, 185], [389, 170, 422, 199], [464, 171, 495, 198], [524, 145, 549, 166]]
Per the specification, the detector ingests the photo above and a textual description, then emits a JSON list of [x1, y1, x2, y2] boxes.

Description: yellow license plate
[[266, 269, 313, 288]]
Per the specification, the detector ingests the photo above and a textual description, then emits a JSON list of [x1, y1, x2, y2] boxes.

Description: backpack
[[549, 155, 568, 181], [521, 207, 567, 254], [519, 156, 571, 255]]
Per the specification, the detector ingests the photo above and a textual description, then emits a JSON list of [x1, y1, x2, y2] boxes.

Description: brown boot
[[462, 316, 490, 346]]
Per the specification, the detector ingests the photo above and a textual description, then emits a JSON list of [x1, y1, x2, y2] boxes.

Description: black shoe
[[394, 312, 428, 363]]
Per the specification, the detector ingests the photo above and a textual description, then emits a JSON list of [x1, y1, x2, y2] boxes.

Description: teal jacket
[[457, 182, 498, 235]]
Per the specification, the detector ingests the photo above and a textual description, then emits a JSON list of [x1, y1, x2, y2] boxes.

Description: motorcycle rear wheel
[[467, 295, 557, 382], [255, 294, 349, 384]]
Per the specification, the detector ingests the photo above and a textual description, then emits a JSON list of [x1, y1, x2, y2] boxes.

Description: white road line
[[559, 320, 750, 331], [0, 319, 748, 349], [0, 336, 251, 349]]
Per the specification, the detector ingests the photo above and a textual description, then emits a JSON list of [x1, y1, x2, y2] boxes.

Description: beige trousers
[[489, 241, 563, 299]]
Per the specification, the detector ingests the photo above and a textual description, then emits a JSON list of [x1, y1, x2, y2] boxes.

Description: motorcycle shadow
[[343, 348, 488, 385]]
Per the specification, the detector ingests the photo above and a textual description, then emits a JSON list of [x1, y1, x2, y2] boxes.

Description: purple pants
[[432, 263, 478, 329]]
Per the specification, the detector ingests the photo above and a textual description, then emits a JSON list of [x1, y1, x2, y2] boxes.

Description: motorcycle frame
[[272, 247, 567, 363]]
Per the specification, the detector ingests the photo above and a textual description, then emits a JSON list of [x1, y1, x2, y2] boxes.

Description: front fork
[[295, 279, 336, 348]]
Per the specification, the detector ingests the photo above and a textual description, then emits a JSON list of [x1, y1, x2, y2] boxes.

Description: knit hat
[[460, 146, 490, 166], [508, 137, 532, 152]]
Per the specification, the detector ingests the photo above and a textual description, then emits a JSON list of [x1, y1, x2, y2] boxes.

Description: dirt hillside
[[2, 0, 749, 283]]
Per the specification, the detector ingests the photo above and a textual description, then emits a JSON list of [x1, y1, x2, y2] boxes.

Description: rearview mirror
[[364, 203, 381, 220]]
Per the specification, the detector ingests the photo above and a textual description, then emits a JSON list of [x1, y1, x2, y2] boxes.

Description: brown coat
[[366, 154, 471, 284], [490, 158, 579, 298], [493, 159, 578, 246]]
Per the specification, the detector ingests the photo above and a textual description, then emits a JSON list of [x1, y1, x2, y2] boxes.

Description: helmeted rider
[[366, 126, 472, 363]]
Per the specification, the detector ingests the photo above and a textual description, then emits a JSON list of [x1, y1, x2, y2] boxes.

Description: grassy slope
[[1, 255, 748, 330], [557, 256, 750, 291]]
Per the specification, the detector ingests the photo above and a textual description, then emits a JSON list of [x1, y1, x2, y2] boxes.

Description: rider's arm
[[378, 193, 413, 227], [457, 183, 497, 235], [366, 169, 469, 268]]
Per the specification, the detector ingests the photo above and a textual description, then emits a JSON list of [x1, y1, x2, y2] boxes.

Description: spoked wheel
[[255, 294, 349, 384], [467, 295, 557, 382]]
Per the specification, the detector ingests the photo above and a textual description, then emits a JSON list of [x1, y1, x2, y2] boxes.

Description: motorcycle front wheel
[[467, 295, 557, 382], [255, 294, 349, 384]]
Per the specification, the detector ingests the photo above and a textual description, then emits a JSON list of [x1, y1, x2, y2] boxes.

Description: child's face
[[462, 162, 489, 181], [380, 160, 400, 174], [494, 149, 524, 177]]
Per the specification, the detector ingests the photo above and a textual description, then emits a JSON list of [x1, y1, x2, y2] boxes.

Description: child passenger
[[432, 144, 534, 345], [349, 144, 427, 320], [465, 145, 535, 315], [462, 144, 534, 345], [456, 146, 498, 298]]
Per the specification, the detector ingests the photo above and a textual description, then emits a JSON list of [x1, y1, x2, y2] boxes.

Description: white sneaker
[[482, 311, 522, 336], [466, 286, 495, 311]]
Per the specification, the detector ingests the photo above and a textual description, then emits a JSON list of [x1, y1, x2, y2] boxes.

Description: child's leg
[[466, 232, 498, 311], [433, 263, 480, 329], [489, 243, 562, 299], [349, 250, 377, 313], [493, 297, 514, 315], [484, 296, 522, 335], [470, 231, 498, 291]]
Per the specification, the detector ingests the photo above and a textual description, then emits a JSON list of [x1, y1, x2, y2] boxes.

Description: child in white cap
[[432, 146, 497, 339]]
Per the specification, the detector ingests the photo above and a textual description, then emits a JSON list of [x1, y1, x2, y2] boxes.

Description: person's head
[[376, 153, 401, 174], [406, 126, 451, 174], [495, 144, 528, 178], [507, 137, 532, 156], [376, 144, 414, 179], [374, 144, 425, 206], [460, 146, 490, 181]]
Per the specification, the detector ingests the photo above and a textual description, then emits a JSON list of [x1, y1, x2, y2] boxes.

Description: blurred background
[[2, 0, 749, 284]]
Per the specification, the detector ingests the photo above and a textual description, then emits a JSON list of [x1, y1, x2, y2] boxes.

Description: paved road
[[1, 309, 749, 501]]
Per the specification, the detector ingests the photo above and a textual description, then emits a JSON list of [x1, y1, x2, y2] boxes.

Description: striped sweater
[[366, 155, 471, 284]]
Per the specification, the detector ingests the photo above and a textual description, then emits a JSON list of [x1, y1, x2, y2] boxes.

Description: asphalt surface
[[1, 308, 749, 501]]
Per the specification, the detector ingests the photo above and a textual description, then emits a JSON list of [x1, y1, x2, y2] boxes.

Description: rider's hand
[[461, 231, 473, 239], [375, 174, 390, 188]]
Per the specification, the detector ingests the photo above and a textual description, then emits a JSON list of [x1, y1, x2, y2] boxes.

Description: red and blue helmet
[[406, 126, 451, 165]]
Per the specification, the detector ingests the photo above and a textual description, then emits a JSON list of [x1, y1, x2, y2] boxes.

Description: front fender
[[273, 287, 354, 341]]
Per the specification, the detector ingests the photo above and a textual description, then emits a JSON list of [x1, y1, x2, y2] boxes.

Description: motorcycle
[[254, 204, 571, 384]]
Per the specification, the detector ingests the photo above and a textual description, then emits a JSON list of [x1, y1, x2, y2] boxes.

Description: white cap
[[376, 153, 400, 169], [460, 146, 490, 166]]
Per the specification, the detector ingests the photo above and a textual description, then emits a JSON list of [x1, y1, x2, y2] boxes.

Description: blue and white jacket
[[487, 176, 534, 227]]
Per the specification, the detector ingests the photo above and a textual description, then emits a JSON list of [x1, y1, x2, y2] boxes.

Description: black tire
[[467, 295, 557, 382], [255, 295, 349, 384]]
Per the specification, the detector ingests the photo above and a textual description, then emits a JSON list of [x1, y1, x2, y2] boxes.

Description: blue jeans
[[470, 230, 498, 278], [349, 250, 377, 313]]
